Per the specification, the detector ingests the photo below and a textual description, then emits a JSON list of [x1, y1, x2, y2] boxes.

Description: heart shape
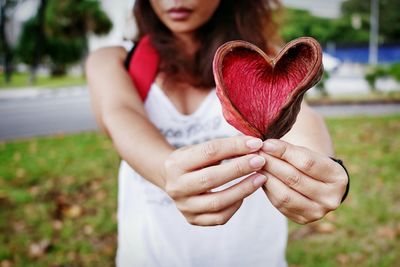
[[213, 37, 323, 140]]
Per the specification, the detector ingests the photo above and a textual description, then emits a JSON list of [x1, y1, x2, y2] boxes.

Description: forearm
[[282, 101, 334, 156], [86, 46, 173, 189], [103, 106, 173, 189]]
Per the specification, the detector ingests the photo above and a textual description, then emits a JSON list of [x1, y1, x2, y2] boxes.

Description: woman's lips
[[167, 8, 193, 21]]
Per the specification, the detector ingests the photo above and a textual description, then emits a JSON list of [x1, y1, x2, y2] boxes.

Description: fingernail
[[249, 155, 265, 168], [246, 138, 263, 150], [253, 174, 267, 187], [263, 140, 278, 152]]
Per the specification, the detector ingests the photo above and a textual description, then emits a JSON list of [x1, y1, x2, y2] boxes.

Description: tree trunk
[[51, 64, 66, 76], [0, 0, 13, 84], [80, 35, 88, 78], [30, 0, 47, 84]]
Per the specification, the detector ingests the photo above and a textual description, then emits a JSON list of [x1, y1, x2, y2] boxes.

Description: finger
[[181, 154, 266, 195], [176, 136, 263, 171], [187, 200, 243, 226], [260, 155, 343, 209], [261, 139, 340, 183], [259, 153, 323, 200], [178, 173, 267, 213], [262, 173, 326, 224]]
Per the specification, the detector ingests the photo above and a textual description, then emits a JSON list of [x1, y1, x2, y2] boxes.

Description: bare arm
[[86, 47, 269, 226], [86, 47, 173, 189], [282, 101, 334, 156]]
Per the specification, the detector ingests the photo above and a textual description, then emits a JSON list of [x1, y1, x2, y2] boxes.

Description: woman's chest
[[154, 76, 212, 115], [144, 83, 241, 148]]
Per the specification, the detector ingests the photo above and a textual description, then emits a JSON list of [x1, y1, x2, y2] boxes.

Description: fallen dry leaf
[[101, 243, 115, 256], [376, 225, 397, 240], [89, 179, 102, 191], [61, 176, 76, 186], [52, 220, 63, 231], [0, 192, 10, 206], [67, 251, 77, 261], [350, 252, 367, 263], [62, 204, 83, 219], [336, 253, 350, 265], [28, 186, 40, 197], [15, 168, 26, 178], [12, 221, 26, 233], [54, 194, 84, 220], [1, 260, 13, 267], [13, 152, 21, 162], [83, 225, 93, 236], [95, 190, 107, 201], [314, 222, 337, 234], [289, 225, 314, 241], [289, 221, 337, 241], [28, 239, 50, 258], [325, 212, 337, 222]]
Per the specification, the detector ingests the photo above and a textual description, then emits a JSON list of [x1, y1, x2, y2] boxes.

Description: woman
[[86, 0, 349, 266]]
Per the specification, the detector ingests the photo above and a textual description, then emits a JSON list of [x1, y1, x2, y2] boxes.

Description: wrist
[[159, 150, 176, 191], [330, 157, 350, 202]]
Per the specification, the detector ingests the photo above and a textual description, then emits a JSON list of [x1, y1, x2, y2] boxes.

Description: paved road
[[0, 86, 399, 141], [0, 87, 97, 141]]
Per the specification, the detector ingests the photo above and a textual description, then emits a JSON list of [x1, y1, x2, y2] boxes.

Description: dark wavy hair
[[133, 0, 282, 88]]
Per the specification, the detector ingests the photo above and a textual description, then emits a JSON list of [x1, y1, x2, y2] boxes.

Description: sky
[[282, 0, 347, 18]]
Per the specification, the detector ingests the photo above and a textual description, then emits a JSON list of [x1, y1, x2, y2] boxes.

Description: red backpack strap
[[126, 35, 160, 101]]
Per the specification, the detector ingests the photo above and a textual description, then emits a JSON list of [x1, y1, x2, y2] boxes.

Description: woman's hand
[[259, 139, 348, 224], [162, 136, 268, 226]]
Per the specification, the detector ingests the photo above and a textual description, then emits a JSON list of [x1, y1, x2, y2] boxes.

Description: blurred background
[[0, 0, 399, 266]]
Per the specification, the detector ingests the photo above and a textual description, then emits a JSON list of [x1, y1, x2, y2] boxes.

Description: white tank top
[[116, 83, 288, 267]]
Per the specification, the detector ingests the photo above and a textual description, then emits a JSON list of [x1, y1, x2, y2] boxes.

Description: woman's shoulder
[[86, 46, 128, 71]]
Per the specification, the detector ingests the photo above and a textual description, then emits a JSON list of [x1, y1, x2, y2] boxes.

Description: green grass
[[0, 133, 119, 266], [306, 90, 400, 105], [0, 73, 86, 89], [0, 115, 399, 266], [287, 115, 400, 267]]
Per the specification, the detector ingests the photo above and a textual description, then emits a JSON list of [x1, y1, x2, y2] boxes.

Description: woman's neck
[[173, 32, 199, 56]]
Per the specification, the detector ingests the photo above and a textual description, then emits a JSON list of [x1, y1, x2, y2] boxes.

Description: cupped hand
[[259, 139, 348, 224], [162, 136, 267, 226]]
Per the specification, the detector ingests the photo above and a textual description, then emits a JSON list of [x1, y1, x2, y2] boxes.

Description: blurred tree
[[15, 17, 37, 66], [16, 0, 112, 79], [45, 0, 112, 76], [315, 71, 330, 97], [328, 16, 370, 44], [341, 0, 400, 43], [365, 63, 400, 91], [281, 9, 333, 44], [0, 0, 22, 84], [30, 0, 47, 83], [281, 8, 370, 45]]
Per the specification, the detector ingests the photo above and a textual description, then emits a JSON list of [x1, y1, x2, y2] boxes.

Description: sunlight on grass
[[306, 90, 400, 104], [0, 73, 86, 89]]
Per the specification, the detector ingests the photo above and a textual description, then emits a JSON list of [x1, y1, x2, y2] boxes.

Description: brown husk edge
[[213, 37, 323, 140]]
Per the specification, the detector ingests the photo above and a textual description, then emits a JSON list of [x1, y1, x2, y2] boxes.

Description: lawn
[[0, 115, 399, 266], [0, 73, 86, 89], [306, 90, 400, 105]]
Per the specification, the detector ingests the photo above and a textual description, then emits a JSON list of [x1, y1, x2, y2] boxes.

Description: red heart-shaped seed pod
[[213, 37, 324, 140]]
